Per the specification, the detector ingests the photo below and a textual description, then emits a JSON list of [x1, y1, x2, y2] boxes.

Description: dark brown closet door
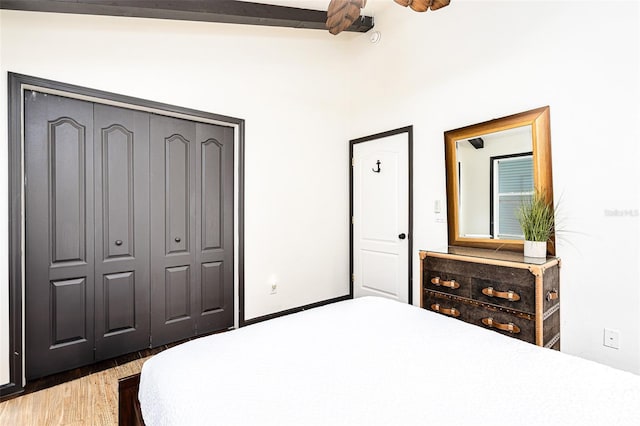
[[150, 115, 198, 346], [194, 123, 234, 335], [150, 116, 234, 346], [25, 92, 95, 380], [93, 104, 151, 359]]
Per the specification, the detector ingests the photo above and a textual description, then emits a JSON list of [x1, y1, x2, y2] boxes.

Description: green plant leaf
[[517, 190, 555, 242]]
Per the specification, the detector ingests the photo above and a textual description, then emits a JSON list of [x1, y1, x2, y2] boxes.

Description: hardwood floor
[[0, 331, 223, 424], [0, 357, 148, 425]]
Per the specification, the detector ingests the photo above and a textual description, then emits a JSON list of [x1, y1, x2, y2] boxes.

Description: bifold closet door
[[25, 92, 96, 380], [25, 93, 152, 379], [195, 122, 234, 335], [93, 104, 151, 360], [150, 115, 234, 346], [24, 90, 234, 378]]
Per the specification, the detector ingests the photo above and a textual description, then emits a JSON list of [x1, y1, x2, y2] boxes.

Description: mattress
[[139, 296, 640, 425]]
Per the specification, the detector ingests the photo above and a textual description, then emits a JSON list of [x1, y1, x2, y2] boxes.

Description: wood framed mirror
[[444, 106, 554, 253]]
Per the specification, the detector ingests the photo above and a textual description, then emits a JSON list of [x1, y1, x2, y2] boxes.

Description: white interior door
[[352, 132, 409, 303]]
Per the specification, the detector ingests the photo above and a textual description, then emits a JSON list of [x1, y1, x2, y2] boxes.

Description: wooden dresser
[[420, 248, 560, 350]]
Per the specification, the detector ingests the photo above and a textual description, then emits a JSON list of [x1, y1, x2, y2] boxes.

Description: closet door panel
[[103, 272, 136, 334], [25, 92, 95, 380], [165, 265, 191, 322], [201, 262, 224, 313], [50, 278, 88, 347], [195, 124, 234, 333], [94, 104, 150, 360], [166, 134, 191, 254], [50, 119, 87, 264], [201, 140, 222, 250], [150, 115, 197, 346]]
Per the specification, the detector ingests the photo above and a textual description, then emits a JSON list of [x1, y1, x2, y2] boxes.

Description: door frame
[[349, 126, 413, 304], [2, 72, 245, 397]]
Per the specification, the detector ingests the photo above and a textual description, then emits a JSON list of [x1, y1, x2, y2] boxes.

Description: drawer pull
[[430, 303, 460, 318], [430, 277, 460, 289], [481, 317, 521, 334], [546, 289, 559, 301], [482, 287, 520, 302]]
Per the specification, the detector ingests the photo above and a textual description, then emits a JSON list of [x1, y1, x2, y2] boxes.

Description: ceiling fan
[[326, 0, 450, 35]]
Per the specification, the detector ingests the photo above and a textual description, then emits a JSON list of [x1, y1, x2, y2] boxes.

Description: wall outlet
[[603, 328, 620, 349]]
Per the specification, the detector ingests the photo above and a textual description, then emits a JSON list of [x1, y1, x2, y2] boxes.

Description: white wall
[[346, 0, 640, 373], [0, 10, 360, 385]]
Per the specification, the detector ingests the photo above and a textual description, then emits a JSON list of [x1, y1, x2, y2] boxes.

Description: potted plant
[[518, 190, 555, 258]]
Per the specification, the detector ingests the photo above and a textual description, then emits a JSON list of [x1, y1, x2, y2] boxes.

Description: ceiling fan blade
[[326, 0, 366, 35], [429, 0, 450, 10], [409, 0, 431, 13], [395, 0, 451, 12]]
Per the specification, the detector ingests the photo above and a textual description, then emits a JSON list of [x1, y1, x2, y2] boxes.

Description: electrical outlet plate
[[604, 328, 620, 349]]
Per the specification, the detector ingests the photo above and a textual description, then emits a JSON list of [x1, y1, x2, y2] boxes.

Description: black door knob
[[115, 240, 123, 246], [175, 237, 181, 243], [398, 233, 406, 240]]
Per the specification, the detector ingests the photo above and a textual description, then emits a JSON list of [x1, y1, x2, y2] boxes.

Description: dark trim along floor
[[242, 295, 351, 326]]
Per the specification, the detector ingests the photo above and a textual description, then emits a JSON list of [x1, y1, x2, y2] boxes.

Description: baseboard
[[241, 295, 351, 327]]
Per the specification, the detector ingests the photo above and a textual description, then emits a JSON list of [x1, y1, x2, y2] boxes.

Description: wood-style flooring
[[0, 332, 222, 425], [0, 357, 147, 425]]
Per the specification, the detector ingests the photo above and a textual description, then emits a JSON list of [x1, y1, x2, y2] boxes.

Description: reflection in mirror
[[457, 126, 532, 239], [445, 106, 553, 253]]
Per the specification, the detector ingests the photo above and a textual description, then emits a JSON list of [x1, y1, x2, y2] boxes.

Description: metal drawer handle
[[430, 303, 460, 318], [482, 287, 520, 302], [430, 277, 460, 289], [115, 240, 123, 246], [174, 237, 181, 243], [546, 289, 559, 301], [481, 317, 521, 334]]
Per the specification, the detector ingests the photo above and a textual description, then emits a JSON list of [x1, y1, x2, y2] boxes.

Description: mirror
[[444, 106, 554, 253]]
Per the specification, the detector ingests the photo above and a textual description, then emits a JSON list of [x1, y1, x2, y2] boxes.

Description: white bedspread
[[139, 296, 640, 425]]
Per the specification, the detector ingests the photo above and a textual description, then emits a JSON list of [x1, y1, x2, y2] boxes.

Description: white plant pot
[[524, 240, 547, 258]]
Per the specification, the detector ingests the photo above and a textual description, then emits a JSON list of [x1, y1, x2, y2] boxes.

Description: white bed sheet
[[139, 296, 640, 425]]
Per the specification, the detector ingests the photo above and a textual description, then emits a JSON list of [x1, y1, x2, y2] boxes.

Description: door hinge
[[351, 216, 354, 224], [351, 157, 354, 167], [149, 335, 152, 348], [351, 273, 355, 282]]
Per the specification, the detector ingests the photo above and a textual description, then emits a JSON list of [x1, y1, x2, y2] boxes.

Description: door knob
[[115, 240, 123, 246], [398, 233, 406, 240], [175, 237, 181, 243]]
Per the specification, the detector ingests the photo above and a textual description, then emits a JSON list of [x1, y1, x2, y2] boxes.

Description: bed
[[123, 296, 640, 425]]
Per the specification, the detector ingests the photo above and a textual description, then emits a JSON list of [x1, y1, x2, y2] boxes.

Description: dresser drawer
[[465, 304, 535, 344], [423, 257, 472, 298], [471, 276, 535, 314], [423, 291, 471, 322], [424, 291, 535, 344]]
